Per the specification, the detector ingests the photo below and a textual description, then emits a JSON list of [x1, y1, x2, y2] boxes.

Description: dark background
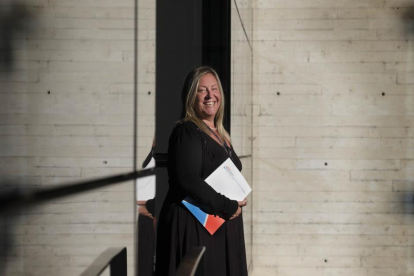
[[155, 0, 231, 153], [154, 0, 231, 221]]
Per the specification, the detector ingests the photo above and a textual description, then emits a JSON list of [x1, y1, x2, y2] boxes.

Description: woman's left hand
[[238, 198, 248, 208]]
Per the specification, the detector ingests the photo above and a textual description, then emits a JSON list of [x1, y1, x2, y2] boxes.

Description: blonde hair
[[182, 66, 231, 145]]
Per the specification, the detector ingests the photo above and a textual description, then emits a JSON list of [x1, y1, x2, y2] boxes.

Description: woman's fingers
[[229, 206, 242, 220], [138, 206, 154, 219], [238, 198, 248, 207], [137, 200, 147, 206]]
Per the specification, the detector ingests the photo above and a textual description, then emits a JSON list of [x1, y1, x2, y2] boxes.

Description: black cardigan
[[166, 121, 240, 220]]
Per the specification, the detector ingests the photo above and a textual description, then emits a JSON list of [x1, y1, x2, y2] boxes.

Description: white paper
[[204, 158, 251, 201], [136, 157, 156, 201]]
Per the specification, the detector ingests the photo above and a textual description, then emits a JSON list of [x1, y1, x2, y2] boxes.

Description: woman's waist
[[164, 188, 186, 204]]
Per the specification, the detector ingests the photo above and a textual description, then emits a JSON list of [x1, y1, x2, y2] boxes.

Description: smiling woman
[[155, 66, 248, 276], [182, 67, 232, 151]]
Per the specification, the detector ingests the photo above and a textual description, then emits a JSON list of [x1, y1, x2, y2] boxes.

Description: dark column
[[156, 0, 203, 153], [202, 0, 232, 132], [155, 0, 231, 153], [153, 0, 231, 251]]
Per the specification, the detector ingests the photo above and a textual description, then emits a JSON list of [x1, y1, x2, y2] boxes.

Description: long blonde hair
[[182, 66, 231, 145]]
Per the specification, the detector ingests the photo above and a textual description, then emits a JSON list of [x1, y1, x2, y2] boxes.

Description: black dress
[[155, 121, 248, 276]]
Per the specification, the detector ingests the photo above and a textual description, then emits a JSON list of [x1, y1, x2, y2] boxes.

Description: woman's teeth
[[205, 102, 214, 106]]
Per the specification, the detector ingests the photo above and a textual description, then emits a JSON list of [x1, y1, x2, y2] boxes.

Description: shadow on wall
[[0, 4, 36, 276], [0, 3, 36, 188], [401, 7, 414, 261], [403, 8, 414, 33], [0, 3, 37, 188], [401, 7, 414, 215], [0, 4, 32, 71]]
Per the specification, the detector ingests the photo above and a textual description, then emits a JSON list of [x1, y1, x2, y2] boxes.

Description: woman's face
[[195, 73, 221, 121]]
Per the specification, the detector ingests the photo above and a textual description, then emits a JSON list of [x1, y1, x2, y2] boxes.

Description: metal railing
[[80, 248, 127, 276], [0, 168, 155, 212]]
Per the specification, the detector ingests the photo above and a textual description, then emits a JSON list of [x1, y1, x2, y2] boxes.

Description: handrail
[[0, 168, 155, 211], [80, 247, 127, 276], [0, 152, 249, 212], [176, 246, 206, 276], [155, 153, 251, 163]]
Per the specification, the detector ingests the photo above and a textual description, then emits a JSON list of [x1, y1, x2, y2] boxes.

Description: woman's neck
[[202, 119, 216, 129]]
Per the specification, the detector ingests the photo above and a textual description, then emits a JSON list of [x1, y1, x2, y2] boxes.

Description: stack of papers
[[182, 158, 252, 235]]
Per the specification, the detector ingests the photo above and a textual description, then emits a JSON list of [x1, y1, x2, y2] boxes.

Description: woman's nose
[[205, 90, 212, 98]]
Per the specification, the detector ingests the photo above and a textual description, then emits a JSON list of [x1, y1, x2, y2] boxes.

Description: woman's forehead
[[198, 73, 218, 86]]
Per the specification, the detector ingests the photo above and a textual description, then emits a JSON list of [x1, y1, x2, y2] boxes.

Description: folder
[[182, 158, 252, 235], [182, 198, 225, 235]]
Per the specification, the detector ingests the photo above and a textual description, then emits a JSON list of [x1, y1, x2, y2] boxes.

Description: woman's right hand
[[229, 206, 241, 220], [138, 205, 154, 219], [137, 200, 154, 219]]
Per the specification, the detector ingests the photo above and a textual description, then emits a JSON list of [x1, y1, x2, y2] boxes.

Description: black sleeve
[[145, 198, 155, 216], [169, 122, 238, 220]]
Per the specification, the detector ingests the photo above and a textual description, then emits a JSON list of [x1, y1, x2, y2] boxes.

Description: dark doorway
[[151, 1, 232, 273], [155, 0, 231, 153]]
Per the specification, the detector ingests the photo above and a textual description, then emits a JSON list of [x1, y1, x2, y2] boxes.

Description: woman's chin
[[198, 110, 217, 119], [202, 113, 216, 121]]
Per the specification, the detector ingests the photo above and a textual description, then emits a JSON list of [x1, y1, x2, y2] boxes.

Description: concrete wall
[[5, 0, 414, 275], [252, 0, 414, 275], [0, 0, 155, 275], [232, 0, 254, 270]]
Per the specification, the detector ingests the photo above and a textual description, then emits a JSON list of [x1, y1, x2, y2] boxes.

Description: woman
[[155, 66, 248, 276]]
